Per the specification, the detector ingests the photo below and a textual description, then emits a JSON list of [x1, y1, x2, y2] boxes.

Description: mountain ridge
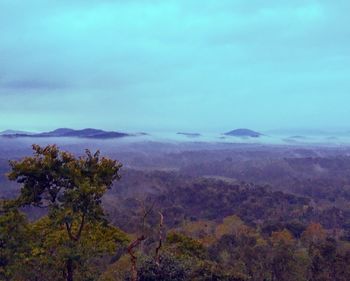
[[0, 128, 131, 139], [224, 128, 262, 138], [0, 129, 36, 135]]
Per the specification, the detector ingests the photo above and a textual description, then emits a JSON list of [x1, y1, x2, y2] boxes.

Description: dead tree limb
[[155, 212, 164, 267], [140, 200, 156, 253], [128, 235, 146, 281], [141, 200, 156, 235], [127, 200, 156, 281]]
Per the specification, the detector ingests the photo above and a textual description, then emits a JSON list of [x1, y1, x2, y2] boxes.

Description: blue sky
[[0, 0, 349, 133]]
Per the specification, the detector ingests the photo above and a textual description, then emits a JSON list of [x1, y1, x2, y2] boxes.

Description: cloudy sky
[[0, 0, 349, 133]]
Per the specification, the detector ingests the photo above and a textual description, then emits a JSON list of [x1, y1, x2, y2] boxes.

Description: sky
[[0, 0, 349, 133]]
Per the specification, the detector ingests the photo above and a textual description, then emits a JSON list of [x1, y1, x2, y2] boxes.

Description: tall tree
[[8, 144, 124, 281]]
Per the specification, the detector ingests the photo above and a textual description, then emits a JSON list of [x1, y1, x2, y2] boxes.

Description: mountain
[[1, 128, 131, 139], [224, 128, 262, 138], [0, 129, 35, 135]]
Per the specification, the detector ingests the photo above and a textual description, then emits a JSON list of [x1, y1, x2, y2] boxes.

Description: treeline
[[2, 204, 350, 280], [107, 174, 350, 237], [102, 218, 350, 281]]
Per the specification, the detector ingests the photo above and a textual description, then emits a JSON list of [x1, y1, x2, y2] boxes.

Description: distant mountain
[[1, 128, 131, 139], [224, 129, 262, 138], [0, 129, 35, 135], [177, 132, 201, 137]]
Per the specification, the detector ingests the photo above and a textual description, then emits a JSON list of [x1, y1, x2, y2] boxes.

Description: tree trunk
[[66, 258, 74, 281]]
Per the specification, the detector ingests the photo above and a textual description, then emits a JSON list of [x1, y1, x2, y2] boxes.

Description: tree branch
[[155, 212, 164, 267], [75, 212, 85, 241], [127, 235, 146, 281], [127, 200, 156, 281], [65, 212, 86, 242], [65, 222, 78, 242], [141, 200, 156, 235]]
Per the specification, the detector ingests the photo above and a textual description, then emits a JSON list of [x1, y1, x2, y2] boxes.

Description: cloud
[[0, 0, 349, 131], [1, 79, 68, 90]]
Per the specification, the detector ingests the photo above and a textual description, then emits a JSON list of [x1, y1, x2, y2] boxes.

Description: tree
[[17, 217, 128, 281], [215, 215, 247, 240], [0, 200, 29, 281], [8, 144, 124, 281], [270, 229, 300, 281], [301, 223, 326, 245], [132, 253, 189, 281]]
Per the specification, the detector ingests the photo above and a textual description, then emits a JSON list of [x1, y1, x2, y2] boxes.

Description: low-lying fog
[[1, 130, 350, 159]]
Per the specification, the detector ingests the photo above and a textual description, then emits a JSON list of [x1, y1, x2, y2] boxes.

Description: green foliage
[[0, 200, 29, 280], [5, 145, 124, 281], [2, 145, 350, 280], [166, 231, 207, 259], [14, 217, 129, 281], [8, 145, 122, 220], [133, 253, 189, 281], [190, 260, 247, 281]]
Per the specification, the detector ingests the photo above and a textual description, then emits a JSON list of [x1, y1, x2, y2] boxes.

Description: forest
[[2, 0, 350, 279], [1, 143, 350, 281]]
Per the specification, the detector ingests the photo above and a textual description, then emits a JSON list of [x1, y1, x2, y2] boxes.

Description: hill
[[224, 128, 262, 138], [0, 129, 35, 135], [0, 128, 131, 139]]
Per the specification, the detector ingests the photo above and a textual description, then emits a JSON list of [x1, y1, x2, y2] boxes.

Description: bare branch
[[64, 212, 86, 242], [127, 200, 156, 281], [65, 222, 78, 242], [140, 200, 156, 253], [155, 212, 164, 267], [127, 235, 146, 281], [75, 212, 86, 241]]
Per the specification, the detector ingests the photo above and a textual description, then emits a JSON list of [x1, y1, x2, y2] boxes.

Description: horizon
[[1, 126, 350, 136], [1, 1, 350, 131]]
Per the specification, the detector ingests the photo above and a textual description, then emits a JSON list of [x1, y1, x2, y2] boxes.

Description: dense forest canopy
[[1, 144, 350, 281]]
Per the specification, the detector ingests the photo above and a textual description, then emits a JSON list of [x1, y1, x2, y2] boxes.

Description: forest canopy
[[1, 145, 350, 281]]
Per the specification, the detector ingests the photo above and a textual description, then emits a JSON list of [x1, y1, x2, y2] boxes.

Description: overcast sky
[[0, 0, 349, 133]]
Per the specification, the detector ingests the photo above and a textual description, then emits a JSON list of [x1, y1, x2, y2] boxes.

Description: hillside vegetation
[[1, 144, 350, 280]]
